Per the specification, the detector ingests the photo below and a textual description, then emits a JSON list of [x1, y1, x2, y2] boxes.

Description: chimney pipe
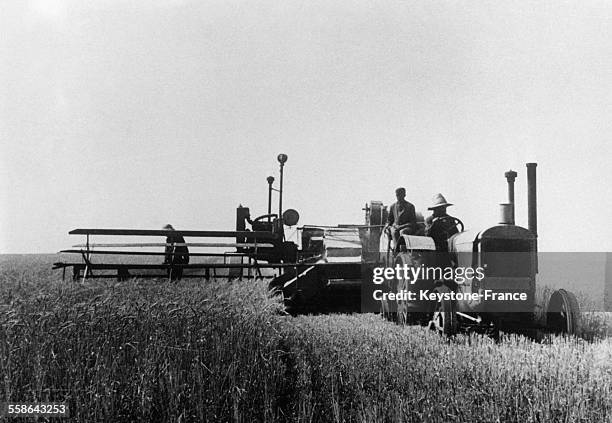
[[499, 203, 514, 225], [266, 176, 275, 222], [526, 163, 537, 237], [504, 170, 517, 225], [277, 154, 288, 238]]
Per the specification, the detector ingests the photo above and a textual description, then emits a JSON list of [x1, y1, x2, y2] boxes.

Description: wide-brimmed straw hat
[[428, 193, 453, 210]]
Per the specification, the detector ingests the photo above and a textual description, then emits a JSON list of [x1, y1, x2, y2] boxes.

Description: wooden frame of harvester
[[54, 155, 580, 337], [53, 154, 300, 282]]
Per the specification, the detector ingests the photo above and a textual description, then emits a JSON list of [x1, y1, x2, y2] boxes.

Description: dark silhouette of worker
[[425, 194, 461, 253], [162, 224, 189, 280], [385, 187, 417, 253]]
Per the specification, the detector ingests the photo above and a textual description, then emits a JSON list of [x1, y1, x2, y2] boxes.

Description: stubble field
[[1, 254, 612, 422]]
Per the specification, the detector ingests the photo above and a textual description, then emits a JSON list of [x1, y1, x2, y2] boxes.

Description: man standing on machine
[[162, 224, 190, 280], [425, 193, 462, 253]]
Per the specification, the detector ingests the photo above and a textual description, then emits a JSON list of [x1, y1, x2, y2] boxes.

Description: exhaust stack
[[526, 163, 537, 237], [503, 170, 517, 225], [499, 203, 514, 225], [527, 163, 538, 274]]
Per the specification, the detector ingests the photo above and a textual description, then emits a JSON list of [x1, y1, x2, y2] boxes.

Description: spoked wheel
[[395, 267, 409, 326], [394, 253, 416, 326], [379, 277, 396, 322], [378, 256, 396, 322], [547, 289, 581, 335], [429, 293, 458, 336]]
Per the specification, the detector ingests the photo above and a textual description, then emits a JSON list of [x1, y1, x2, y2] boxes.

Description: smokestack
[[499, 203, 514, 225], [526, 163, 537, 237], [266, 176, 275, 222], [504, 170, 517, 225]]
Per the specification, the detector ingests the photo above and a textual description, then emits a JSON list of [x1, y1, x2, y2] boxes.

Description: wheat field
[[1, 254, 612, 422]]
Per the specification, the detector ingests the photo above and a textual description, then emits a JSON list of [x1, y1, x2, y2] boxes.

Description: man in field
[[384, 187, 418, 253], [162, 224, 190, 280]]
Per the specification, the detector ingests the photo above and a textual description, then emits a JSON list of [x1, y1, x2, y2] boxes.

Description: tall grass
[[1, 255, 612, 422]]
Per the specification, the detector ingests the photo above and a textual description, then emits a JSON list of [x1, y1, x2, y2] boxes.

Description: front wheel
[[380, 298, 397, 322], [547, 289, 581, 335], [429, 294, 458, 336]]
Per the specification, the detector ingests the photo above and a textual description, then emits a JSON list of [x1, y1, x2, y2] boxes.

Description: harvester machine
[[241, 155, 581, 336], [55, 150, 579, 337]]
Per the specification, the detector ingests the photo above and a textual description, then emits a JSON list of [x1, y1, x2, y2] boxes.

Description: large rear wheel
[[395, 254, 407, 325], [379, 269, 396, 322]]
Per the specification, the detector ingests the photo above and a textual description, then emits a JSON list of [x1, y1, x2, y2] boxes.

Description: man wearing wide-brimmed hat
[[384, 187, 417, 253], [425, 193, 461, 252]]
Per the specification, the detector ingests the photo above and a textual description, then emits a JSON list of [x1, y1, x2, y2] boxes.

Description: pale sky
[[1, 0, 611, 253]]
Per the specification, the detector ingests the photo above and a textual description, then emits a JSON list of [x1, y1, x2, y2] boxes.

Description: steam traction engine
[[368, 163, 580, 336]]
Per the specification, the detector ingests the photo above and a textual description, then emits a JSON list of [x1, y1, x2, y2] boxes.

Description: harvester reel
[[546, 289, 581, 335]]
